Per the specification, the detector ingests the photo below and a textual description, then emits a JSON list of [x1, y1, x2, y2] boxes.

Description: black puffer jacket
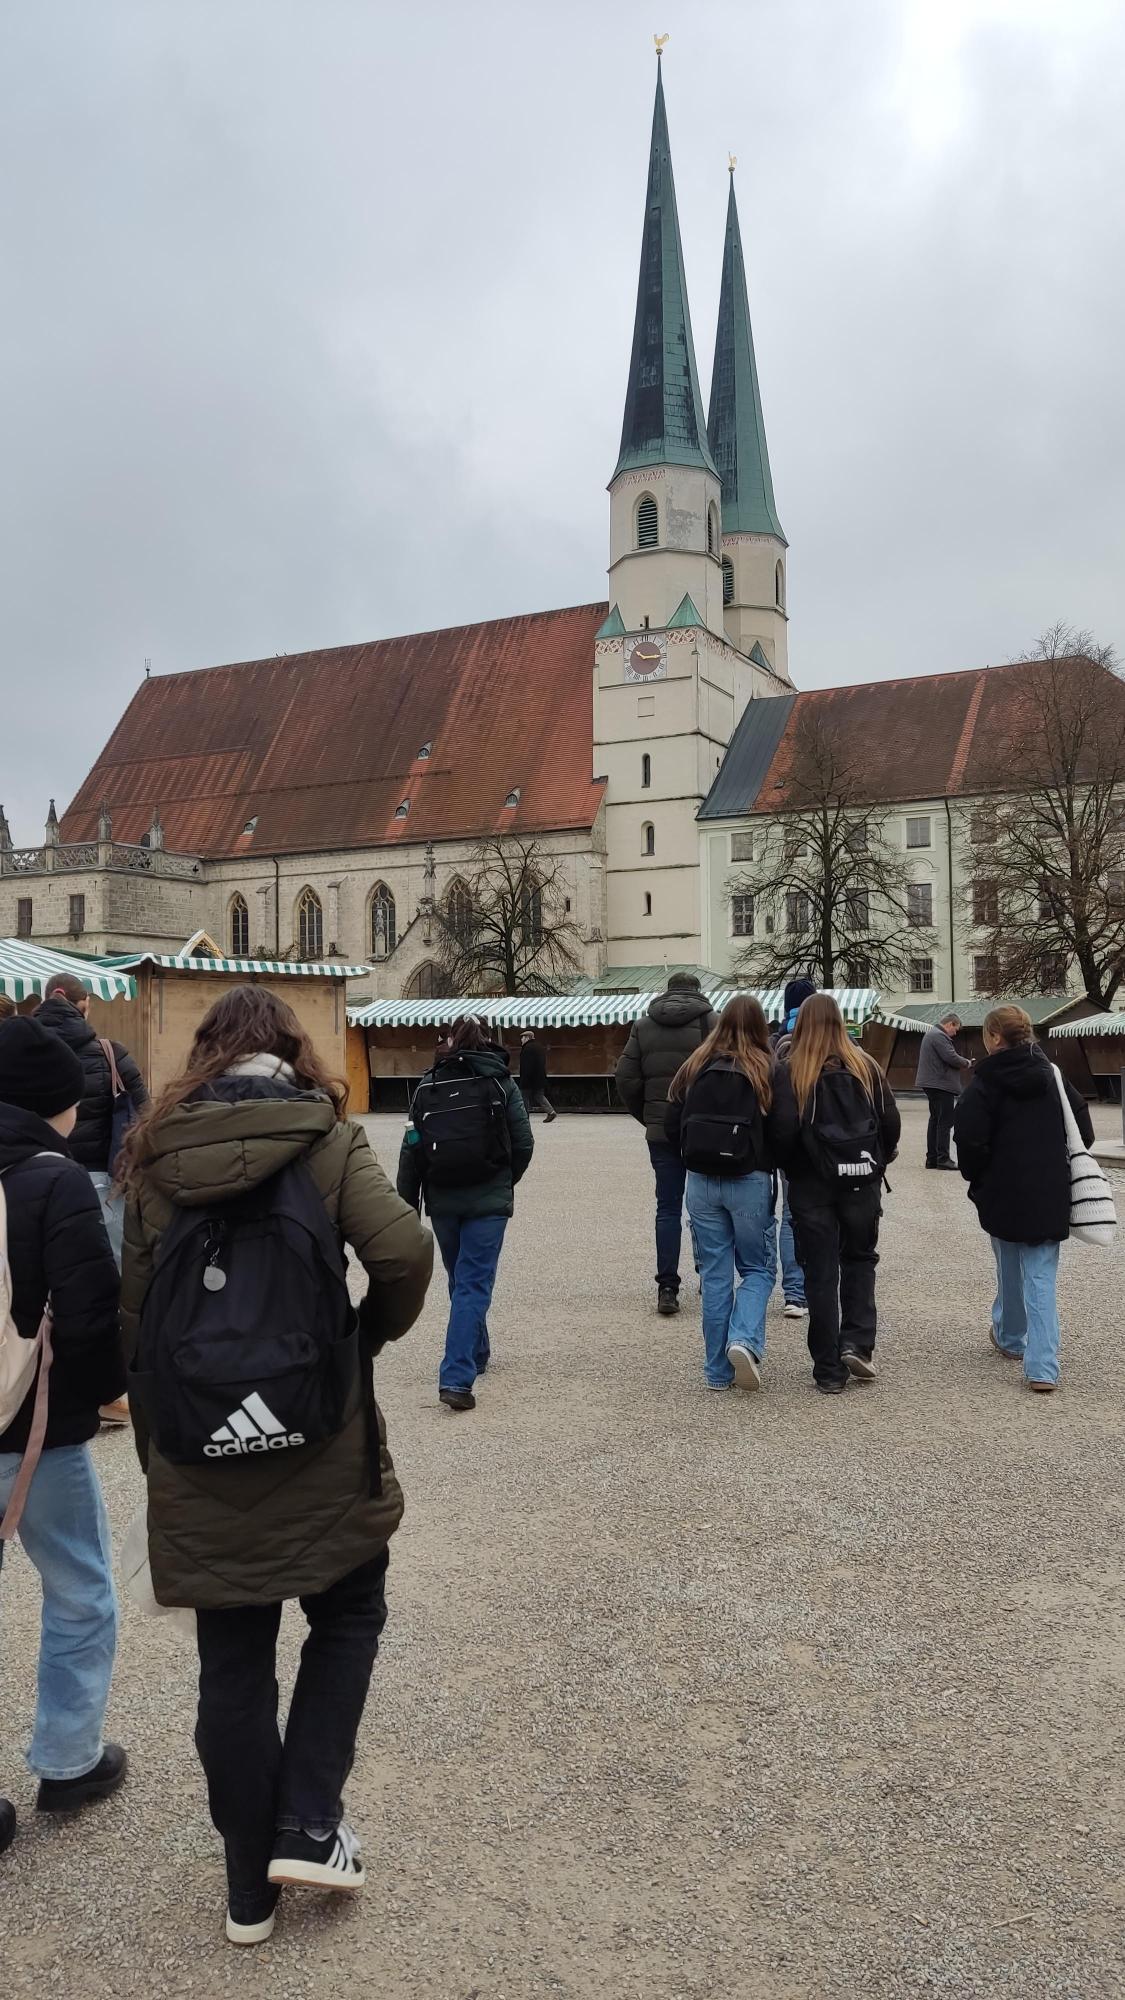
[[0, 1104, 123, 1452], [615, 988, 718, 1143], [953, 1046, 1094, 1244], [35, 995, 147, 1172]]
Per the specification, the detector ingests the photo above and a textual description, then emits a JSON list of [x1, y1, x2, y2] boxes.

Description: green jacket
[[396, 1046, 534, 1221], [121, 1083, 433, 1610]]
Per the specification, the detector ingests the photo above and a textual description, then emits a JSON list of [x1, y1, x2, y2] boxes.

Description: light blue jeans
[[686, 1171, 775, 1385], [0, 1444, 118, 1779], [770, 1175, 806, 1305], [88, 1170, 123, 1270], [991, 1238, 1062, 1386]]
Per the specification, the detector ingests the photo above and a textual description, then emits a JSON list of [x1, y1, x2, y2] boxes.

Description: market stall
[[865, 997, 1097, 1094]]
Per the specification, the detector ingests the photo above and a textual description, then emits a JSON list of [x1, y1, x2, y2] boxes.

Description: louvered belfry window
[[636, 494, 658, 548]]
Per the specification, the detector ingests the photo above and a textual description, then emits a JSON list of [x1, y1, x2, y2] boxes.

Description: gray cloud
[[2, 0, 1123, 838]]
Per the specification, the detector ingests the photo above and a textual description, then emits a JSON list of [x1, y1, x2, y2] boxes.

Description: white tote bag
[[120, 1507, 196, 1640], [1052, 1065, 1117, 1248]]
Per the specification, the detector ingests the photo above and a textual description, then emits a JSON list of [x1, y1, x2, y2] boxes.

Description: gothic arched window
[[445, 878, 473, 942], [404, 961, 449, 1000], [775, 559, 785, 608], [370, 883, 396, 960], [707, 504, 719, 556], [722, 556, 734, 606], [296, 886, 323, 960], [636, 494, 658, 549], [519, 878, 543, 946], [642, 821, 655, 857], [229, 893, 249, 956]]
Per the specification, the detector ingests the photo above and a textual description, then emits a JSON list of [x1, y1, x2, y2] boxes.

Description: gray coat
[[615, 989, 718, 1143], [914, 1024, 972, 1093]]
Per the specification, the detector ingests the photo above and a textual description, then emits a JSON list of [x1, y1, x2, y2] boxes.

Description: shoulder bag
[[1052, 1064, 1117, 1249]]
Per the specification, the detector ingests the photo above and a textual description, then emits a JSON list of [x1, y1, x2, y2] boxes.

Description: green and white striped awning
[[0, 940, 136, 1003], [100, 953, 369, 979], [348, 987, 880, 1030], [1050, 1012, 1125, 1040]]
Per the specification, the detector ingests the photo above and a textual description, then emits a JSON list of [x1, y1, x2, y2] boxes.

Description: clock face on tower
[[623, 632, 668, 683]]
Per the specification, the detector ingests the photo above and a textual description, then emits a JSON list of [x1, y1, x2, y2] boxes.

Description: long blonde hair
[[668, 994, 773, 1112], [786, 992, 882, 1117]]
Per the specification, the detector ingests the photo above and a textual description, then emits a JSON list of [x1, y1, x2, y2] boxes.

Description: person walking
[[615, 973, 717, 1316], [768, 994, 900, 1394], [665, 996, 777, 1393], [518, 1031, 557, 1121], [36, 973, 148, 1267], [398, 1014, 533, 1413], [769, 978, 816, 1318], [953, 1005, 1094, 1393], [915, 1012, 972, 1169], [0, 1017, 127, 1857], [119, 985, 432, 1945]]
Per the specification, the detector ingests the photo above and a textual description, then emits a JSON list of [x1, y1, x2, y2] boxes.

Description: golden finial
[[654, 33, 670, 55], [728, 153, 737, 174]]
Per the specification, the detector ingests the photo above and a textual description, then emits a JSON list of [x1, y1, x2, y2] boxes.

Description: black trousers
[[924, 1089, 956, 1166], [788, 1184, 882, 1384], [194, 1550, 389, 1890]]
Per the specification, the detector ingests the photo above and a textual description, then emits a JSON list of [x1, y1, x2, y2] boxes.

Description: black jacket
[[35, 996, 147, 1172], [518, 1039, 548, 1093], [767, 1056, 901, 1188], [664, 1060, 773, 1177], [615, 990, 718, 1143], [0, 1104, 124, 1452], [953, 1047, 1094, 1245]]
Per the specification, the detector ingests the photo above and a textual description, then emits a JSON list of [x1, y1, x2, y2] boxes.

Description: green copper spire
[[707, 173, 785, 542], [614, 59, 718, 480]]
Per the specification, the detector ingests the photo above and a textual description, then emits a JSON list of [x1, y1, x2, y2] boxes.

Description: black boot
[[657, 1284, 680, 1317], [36, 1744, 127, 1813], [0, 1798, 15, 1854]]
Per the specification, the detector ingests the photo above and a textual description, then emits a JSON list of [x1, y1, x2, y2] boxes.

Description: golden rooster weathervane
[[654, 33, 669, 55]]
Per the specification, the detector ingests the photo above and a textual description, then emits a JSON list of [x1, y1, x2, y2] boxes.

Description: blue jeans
[[770, 1175, 806, 1305], [88, 1169, 123, 1270], [647, 1139, 688, 1289], [0, 1444, 118, 1779], [431, 1213, 508, 1392], [991, 1238, 1062, 1385], [686, 1171, 776, 1386]]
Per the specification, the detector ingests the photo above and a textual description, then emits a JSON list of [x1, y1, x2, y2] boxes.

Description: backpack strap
[[99, 1037, 125, 1100], [0, 1150, 76, 1540]]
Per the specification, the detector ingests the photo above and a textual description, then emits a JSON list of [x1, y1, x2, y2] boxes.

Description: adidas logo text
[[205, 1390, 305, 1458]]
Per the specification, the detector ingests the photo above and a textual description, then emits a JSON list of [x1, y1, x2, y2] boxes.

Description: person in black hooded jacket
[[615, 973, 718, 1315], [953, 1005, 1094, 1393], [0, 1018, 126, 1855]]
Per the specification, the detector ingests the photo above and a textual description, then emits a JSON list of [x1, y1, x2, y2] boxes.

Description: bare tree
[[432, 835, 585, 996], [965, 624, 1125, 1009], [728, 710, 936, 987]]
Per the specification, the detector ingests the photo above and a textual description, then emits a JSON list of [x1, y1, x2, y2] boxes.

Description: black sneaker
[[36, 1744, 127, 1813], [226, 1884, 280, 1946], [0, 1798, 15, 1854], [439, 1388, 476, 1412], [657, 1285, 680, 1316], [816, 1378, 847, 1396], [841, 1345, 876, 1382], [268, 1823, 365, 1892]]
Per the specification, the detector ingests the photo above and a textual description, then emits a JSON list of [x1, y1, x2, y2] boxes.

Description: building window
[[519, 879, 543, 946], [416, 741, 432, 760], [906, 816, 932, 849], [1107, 870, 1125, 911], [641, 753, 651, 788], [844, 888, 869, 932], [16, 898, 31, 939], [229, 893, 249, 955], [730, 829, 761, 863], [845, 822, 869, 855], [786, 890, 811, 934], [969, 806, 998, 846], [370, 883, 396, 959], [393, 798, 410, 819], [731, 892, 755, 938], [643, 892, 652, 917], [405, 961, 446, 999], [973, 954, 999, 993], [844, 957, 871, 987], [636, 494, 658, 549], [445, 878, 473, 942], [907, 881, 933, 927], [707, 504, 719, 556], [909, 957, 934, 993], [641, 821, 655, 856], [1035, 953, 1067, 992], [296, 886, 323, 960], [972, 880, 998, 927], [722, 555, 734, 606], [504, 787, 521, 809], [775, 559, 785, 608], [68, 894, 86, 939], [783, 831, 809, 862]]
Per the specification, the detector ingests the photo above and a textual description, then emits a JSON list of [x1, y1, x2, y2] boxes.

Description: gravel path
[[3, 1102, 1124, 1998]]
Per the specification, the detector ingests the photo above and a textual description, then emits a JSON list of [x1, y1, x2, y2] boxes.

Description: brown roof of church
[[62, 604, 609, 856]]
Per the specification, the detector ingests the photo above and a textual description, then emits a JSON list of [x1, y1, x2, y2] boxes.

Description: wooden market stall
[[864, 997, 1099, 1095], [1048, 1011, 1125, 1109]]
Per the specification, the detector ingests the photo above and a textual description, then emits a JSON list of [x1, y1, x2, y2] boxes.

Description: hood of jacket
[[0, 1101, 71, 1175], [136, 1083, 338, 1207], [432, 1045, 512, 1083], [35, 994, 99, 1057], [647, 990, 714, 1031], [976, 1045, 1052, 1102]]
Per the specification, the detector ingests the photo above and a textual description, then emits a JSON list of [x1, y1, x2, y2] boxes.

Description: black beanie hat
[[783, 977, 817, 1017], [0, 1016, 85, 1119]]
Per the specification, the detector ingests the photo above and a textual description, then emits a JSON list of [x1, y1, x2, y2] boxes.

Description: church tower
[[707, 168, 789, 676]]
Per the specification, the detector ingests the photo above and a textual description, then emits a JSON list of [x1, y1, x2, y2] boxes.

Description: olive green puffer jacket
[[121, 1076, 433, 1610]]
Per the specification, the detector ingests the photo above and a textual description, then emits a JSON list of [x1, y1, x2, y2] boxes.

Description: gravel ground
[[3, 1101, 1124, 1999]]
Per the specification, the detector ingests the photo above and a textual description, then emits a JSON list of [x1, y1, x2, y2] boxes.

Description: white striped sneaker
[[267, 1821, 365, 1892]]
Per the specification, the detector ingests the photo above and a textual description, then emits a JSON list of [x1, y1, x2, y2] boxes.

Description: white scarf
[[224, 1053, 298, 1084]]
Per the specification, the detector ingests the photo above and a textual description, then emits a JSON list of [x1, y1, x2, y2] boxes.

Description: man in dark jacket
[[36, 974, 147, 1271], [0, 1018, 127, 1852], [518, 1032, 557, 1121], [615, 973, 717, 1314], [914, 1014, 972, 1169]]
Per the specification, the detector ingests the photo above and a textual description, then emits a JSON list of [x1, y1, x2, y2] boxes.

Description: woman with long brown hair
[[767, 994, 900, 1394], [666, 996, 777, 1391], [120, 985, 432, 1946]]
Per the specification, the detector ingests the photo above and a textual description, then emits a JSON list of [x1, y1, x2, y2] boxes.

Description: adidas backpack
[[131, 1160, 359, 1466], [803, 1067, 886, 1191], [410, 1059, 512, 1187]]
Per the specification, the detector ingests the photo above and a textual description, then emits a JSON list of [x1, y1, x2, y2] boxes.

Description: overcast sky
[[2, 0, 1124, 839]]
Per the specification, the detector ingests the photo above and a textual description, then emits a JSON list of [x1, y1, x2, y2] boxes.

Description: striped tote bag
[[1052, 1065, 1117, 1248]]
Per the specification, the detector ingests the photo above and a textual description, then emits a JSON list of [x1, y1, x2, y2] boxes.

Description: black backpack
[[802, 1067, 885, 1191], [679, 1062, 764, 1177], [410, 1059, 513, 1187], [130, 1160, 359, 1467]]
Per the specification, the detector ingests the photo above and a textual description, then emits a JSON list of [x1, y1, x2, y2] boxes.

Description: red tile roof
[[62, 605, 609, 856]]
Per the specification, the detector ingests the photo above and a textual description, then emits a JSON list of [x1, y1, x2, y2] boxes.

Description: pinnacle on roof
[[707, 172, 785, 543], [614, 58, 718, 482]]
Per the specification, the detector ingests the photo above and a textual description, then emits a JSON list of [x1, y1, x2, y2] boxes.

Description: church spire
[[614, 56, 717, 480], [707, 170, 785, 542]]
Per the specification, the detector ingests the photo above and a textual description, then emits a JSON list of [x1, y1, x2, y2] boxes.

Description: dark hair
[[983, 1004, 1034, 1049], [0, 995, 14, 1022], [44, 973, 90, 1007], [121, 984, 347, 1190], [448, 1014, 489, 1053], [667, 972, 701, 992]]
